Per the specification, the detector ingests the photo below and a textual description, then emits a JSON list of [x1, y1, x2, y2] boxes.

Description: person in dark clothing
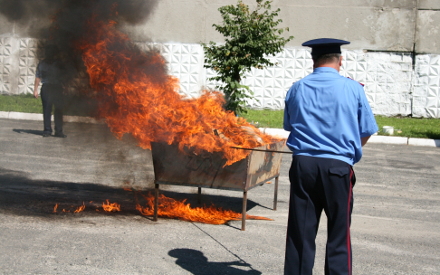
[[283, 38, 378, 275], [33, 45, 67, 138]]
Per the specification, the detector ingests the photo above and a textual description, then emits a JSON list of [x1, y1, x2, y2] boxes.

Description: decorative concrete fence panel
[[1, 38, 439, 118]]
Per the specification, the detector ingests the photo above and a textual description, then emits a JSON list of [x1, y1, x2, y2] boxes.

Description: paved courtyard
[[0, 118, 439, 274]]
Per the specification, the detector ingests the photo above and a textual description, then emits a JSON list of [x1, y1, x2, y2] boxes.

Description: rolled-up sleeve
[[358, 90, 378, 137]]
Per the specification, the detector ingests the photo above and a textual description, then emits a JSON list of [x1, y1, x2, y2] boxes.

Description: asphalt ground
[[0, 118, 439, 275]]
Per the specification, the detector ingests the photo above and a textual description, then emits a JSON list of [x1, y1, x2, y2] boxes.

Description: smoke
[[0, 0, 58, 24], [0, 0, 159, 62], [0, 0, 158, 27], [1, 0, 159, 109]]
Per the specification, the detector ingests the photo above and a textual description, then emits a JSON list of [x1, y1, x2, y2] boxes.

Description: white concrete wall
[[122, 42, 436, 118], [124, 0, 420, 52], [3, 36, 439, 117], [0, 37, 37, 95], [413, 54, 440, 118]]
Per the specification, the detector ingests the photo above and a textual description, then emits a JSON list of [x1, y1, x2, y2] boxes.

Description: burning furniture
[[151, 140, 285, 231]]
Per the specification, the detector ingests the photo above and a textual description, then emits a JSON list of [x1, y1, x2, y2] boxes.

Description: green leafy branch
[[202, 0, 293, 114]]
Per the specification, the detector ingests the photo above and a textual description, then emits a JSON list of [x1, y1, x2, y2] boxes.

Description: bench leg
[[273, 176, 279, 210], [241, 191, 247, 231]]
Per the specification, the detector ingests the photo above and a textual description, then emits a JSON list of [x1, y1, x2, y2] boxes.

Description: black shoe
[[54, 133, 67, 138], [43, 133, 51, 137]]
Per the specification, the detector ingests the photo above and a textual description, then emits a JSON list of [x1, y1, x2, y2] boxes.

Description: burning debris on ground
[[51, 188, 272, 226]]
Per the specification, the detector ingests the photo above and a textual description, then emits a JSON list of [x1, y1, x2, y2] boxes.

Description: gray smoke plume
[[0, 0, 158, 67], [0, 0, 158, 28], [0, 0, 58, 25], [0, 0, 160, 113]]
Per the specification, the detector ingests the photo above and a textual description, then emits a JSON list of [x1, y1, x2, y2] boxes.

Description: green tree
[[202, 0, 293, 114]]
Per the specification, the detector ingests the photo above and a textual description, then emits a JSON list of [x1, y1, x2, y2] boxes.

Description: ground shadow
[[168, 248, 262, 275], [422, 130, 440, 140], [13, 129, 46, 137], [0, 167, 138, 218], [0, 168, 258, 224]]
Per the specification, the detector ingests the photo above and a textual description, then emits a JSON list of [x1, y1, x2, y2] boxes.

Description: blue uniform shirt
[[284, 67, 378, 165]]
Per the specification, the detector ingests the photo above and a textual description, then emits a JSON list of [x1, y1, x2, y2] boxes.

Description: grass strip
[[241, 109, 440, 139], [0, 94, 97, 117], [375, 115, 440, 139], [0, 94, 42, 113]]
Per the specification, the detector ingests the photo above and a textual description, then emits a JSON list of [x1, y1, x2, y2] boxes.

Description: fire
[[74, 202, 86, 213], [52, 191, 272, 225], [48, 5, 278, 227], [136, 193, 272, 225], [52, 202, 86, 213], [102, 200, 121, 212], [74, 14, 281, 166]]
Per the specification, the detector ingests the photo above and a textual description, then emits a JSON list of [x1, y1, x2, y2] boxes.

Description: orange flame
[[75, 15, 281, 166], [50, 190, 271, 225], [53, 203, 59, 213], [102, 199, 121, 212], [74, 202, 86, 213], [136, 193, 272, 225]]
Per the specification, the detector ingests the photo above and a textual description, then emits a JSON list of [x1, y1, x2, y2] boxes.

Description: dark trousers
[[41, 83, 64, 135], [284, 155, 355, 275]]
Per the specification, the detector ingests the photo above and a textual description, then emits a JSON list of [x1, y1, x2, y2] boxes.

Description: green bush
[[202, 0, 293, 114]]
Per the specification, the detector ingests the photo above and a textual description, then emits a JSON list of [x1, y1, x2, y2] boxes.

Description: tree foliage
[[202, 0, 293, 114]]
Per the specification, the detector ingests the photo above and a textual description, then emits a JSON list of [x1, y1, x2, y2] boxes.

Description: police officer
[[33, 45, 67, 138], [283, 38, 378, 275]]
